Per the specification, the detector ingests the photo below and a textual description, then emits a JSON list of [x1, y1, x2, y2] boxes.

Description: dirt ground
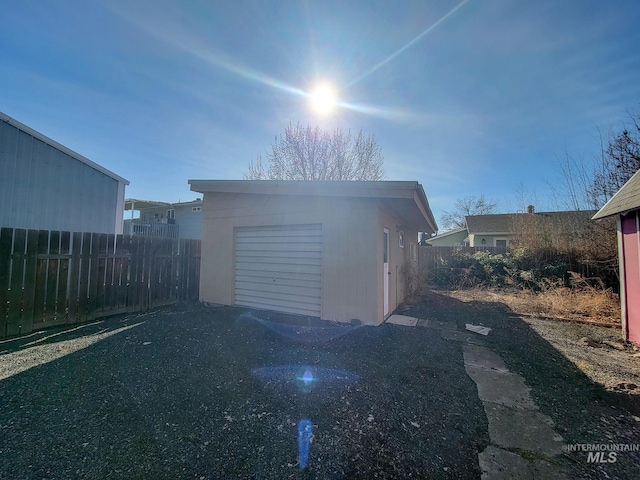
[[444, 288, 640, 407], [1, 292, 639, 479]]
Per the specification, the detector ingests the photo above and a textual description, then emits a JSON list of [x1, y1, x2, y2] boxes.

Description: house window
[[167, 209, 175, 220], [495, 238, 508, 248], [192, 206, 202, 212], [398, 230, 404, 248]]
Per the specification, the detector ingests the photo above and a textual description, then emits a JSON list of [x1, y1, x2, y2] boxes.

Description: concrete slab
[[463, 344, 508, 372], [386, 315, 418, 327], [441, 328, 486, 345], [478, 446, 569, 480], [530, 459, 569, 479], [465, 364, 538, 410], [422, 319, 458, 330], [483, 402, 564, 456], [478, 446, 535, 480]]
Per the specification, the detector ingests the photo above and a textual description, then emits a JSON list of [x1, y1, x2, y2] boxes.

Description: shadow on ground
[[403, 290, 640, 479], [0, 302, 487, 480], [2, 292, 639, 479]]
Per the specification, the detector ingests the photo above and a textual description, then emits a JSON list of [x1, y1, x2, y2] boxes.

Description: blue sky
[[2, 0, 640, 229]]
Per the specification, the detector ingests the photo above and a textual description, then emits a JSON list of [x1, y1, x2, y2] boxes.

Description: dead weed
[[445, 287, 620, 325]]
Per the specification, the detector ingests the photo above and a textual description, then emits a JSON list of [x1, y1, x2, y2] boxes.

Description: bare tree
[[552, 111, 640, 211], [592, 112, 640, 207], [246, 123, 384, 181], [550, 150, 597, 211], [439, 195, 498, 231]]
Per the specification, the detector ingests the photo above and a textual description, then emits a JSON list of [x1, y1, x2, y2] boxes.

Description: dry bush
[[497, 287, 620, 324]]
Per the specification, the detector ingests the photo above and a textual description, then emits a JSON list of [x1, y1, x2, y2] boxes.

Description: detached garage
[[189, 180, 437, 325]]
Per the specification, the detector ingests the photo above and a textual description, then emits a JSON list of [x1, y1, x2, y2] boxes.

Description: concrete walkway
[[387, 314, 568, 479]]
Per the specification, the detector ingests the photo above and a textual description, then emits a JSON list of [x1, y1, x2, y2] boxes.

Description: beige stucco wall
[[376, 204, 419, 320], [198, 192, 423, 325], [200, 192, 386, 324]]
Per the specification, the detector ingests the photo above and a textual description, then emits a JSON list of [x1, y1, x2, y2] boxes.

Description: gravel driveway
[[1, 292, 639, 479], [0, 301, 486, 479]]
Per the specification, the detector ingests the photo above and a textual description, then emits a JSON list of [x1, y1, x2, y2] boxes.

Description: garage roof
[[593, 169, 640, 220], [189, 180, 438, 233]]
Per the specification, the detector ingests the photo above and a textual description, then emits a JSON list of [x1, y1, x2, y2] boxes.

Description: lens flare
[[298, 419, 313, 469]]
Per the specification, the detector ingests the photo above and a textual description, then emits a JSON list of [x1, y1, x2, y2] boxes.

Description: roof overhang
[[593, 169, 640, 220], [428, 227, 467, 239], [124, 199, 171, 211], [189, 180, 438, 233]]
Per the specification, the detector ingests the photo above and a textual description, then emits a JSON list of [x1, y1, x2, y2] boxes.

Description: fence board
[[0, 228, 201, 338], [56, 231, 71, 324], [6, 229, 27, 336], [77, 232, 92, 323], [67, 232, 82, 324], [87, 233, 101, 321], [0, 228, 12, 336], [32, 230, 50, 327], [21, 230, 39, 333], [44, 231, 60, 324]]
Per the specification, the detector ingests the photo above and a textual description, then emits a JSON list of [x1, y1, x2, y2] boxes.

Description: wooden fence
[[0, 228, 201, 338]]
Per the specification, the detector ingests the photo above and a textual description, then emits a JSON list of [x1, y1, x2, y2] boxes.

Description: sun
[[309, 83, 338, 115]]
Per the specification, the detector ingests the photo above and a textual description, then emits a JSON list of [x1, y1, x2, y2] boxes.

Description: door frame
[[383, 228, 389, 316]]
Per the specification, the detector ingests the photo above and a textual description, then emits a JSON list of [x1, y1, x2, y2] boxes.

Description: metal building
[[0, 112, 129, 234]]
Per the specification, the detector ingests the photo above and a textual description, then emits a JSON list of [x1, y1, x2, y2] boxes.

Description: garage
[[234, 224, 322, 316], [189, 180, 437, 325]]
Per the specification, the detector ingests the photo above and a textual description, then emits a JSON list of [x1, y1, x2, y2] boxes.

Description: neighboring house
[[0, 111, 129, 234], [124, 198, 203, 239], [593, 170, 640, 347], [424, 227, 467, 246], [189, 180, 438, 325], [427, 209, 597, 248]]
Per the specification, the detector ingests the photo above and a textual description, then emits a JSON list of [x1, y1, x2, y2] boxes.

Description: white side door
[[383, 228, 389, 316]]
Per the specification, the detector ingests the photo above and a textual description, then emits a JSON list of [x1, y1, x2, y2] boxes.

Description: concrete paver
[[462, 344, 567, 478]]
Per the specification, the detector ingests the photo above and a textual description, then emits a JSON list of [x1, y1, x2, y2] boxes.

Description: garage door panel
[[236, 257, 321, 268], [236, 262, 322, 274], [236, 275, 321, 289], [236, 243, 322, 253], [235, 224, 322, 316], [237, 226, 320, 237], [236, 250, 322, 260], [236, 280, 320, 297]]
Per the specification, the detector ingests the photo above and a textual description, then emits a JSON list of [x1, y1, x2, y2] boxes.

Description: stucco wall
[[200, 192, 384, 324], [376, 204, 419, 320]]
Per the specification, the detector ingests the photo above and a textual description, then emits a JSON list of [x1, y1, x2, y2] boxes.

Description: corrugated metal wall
[[0, 119, 121, 234]]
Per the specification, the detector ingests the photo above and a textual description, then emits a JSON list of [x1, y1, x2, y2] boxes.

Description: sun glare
[[309, 83, 337, 115]]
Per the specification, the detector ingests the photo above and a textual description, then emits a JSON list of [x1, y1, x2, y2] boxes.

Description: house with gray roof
[[427, 209, 597, 249], [593, 169, 640, 346]]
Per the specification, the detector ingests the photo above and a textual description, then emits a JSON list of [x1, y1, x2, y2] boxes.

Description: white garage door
[[235, 224, 322, 316]]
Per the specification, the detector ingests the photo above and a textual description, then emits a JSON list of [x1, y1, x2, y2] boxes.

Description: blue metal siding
[[175, 204, 202, 239], [0, 120, 121, 233]]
